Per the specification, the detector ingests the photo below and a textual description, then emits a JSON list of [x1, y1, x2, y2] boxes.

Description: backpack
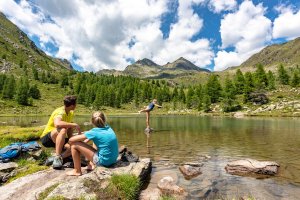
[[0, 143, 22, 162]]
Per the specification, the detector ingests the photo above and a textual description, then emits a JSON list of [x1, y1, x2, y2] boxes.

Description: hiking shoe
[[45, 156, 55, 166], [52, 155, 63, 169]]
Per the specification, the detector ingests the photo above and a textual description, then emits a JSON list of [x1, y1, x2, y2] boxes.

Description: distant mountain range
[[97, 57, 210, 78]]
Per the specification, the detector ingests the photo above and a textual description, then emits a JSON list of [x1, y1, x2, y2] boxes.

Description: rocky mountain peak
[[135, 58, 160, 67]]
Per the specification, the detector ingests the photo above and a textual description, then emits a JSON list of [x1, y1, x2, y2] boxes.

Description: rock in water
[[157, 176, 185, 195], [179, 164, 202, 180], [145, 127, 154, 134], [225, 159, 279, 177]]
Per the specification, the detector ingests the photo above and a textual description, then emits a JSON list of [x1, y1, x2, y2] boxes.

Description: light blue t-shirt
[[84, 125, 119, 166]]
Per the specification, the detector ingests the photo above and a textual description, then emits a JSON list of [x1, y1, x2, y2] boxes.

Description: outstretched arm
[[154, 103, 162, 108], [69, 134, 87, 143]]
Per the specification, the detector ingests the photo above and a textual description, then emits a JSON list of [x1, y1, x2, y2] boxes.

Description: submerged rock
[[179, 164, 202, 180], [225, 159, 279, 177], [157, 176, 185, 195]]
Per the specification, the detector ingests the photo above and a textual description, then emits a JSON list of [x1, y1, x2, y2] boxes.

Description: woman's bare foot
[[66, 169, 82, 176], [87, 161, 96, 171]]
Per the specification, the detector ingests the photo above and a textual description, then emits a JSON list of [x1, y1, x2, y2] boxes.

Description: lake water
[[1, 115, 300, 199]]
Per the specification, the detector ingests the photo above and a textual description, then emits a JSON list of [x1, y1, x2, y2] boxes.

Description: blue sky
[[1, 0, 300, 72]]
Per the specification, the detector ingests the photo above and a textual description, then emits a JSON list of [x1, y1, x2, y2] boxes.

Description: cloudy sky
[[1, 0, 300, 72]]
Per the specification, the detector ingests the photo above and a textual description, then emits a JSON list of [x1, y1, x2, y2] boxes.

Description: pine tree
[[267, 70, 276, 90], [254, 64, 268, 89], [203, 94, 211, 112], [0, 74, 7, 92], [206, 74, 222, 103], [278, 64, 290, 85], [16, 78, 30, 105], [29, 84, 41, 99], [234, 69, 245, 94], [186, 86, 194, 109], [222, 77, 240, 112], [178, 86, 186, 104], [2, 75, 16, 99], [243, 72, 254, 103], [291, 70, 300, 87]]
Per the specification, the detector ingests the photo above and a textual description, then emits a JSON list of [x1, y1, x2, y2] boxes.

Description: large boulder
[[225, 159, 279, 177], [0, 158, 152, 200]]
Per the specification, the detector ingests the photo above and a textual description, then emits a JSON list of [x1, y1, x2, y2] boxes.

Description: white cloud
[[214, 1, 272, 71], [273, 6, 300, 39], [0, 0, 214, 71], [208, 0, 237, 13], [214, 51, 241, 71]]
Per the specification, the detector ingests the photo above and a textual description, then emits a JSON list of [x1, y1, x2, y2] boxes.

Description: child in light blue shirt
[[67, 111, 119, 176]]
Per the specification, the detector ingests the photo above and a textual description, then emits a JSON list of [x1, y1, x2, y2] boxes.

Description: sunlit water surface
[[1, 115, 300, 199]]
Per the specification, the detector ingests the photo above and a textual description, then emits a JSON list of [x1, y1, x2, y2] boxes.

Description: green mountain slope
[[0, 12, 73, 76], [225, 37, 300, 74]]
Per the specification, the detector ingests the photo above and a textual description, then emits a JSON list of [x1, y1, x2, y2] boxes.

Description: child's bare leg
[[67, 142, 96, 176], [146, 111, 150, 128], [66, 143, 82, 176]]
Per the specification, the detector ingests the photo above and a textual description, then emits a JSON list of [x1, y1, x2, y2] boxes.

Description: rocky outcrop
[[0, 158, 151, 200], [225, 159, 279, 177]]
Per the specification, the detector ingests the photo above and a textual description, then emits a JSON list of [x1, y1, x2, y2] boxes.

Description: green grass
[[0, 126, 43, 148], [83, 174, 140, 200], [38, 183, 60, 200], [160, 195, 176, 200], [110, 174, 140, 200]]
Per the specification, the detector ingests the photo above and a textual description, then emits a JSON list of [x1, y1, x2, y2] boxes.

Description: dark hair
[[64, 95, 77, 107]]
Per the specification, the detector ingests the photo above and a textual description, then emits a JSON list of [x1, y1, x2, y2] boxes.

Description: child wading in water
[[138, 99, 162, 130], [66, 111, 119, 176]]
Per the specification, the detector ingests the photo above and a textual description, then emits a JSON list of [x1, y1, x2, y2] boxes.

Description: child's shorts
[[93, 152, 101, 166]]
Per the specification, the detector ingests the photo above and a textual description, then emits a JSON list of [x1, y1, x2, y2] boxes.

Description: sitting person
[[138, 99, 162, 129], [66, 111, 119, 176], [40, 95, 81, 169]]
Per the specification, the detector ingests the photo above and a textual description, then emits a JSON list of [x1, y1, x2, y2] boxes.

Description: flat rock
[[0, 162, 18, 173], [140, 188, 161, 200], [0, 158, 152, 200], [225, 159, 279, 177], [157, 176, 185, 195], [179, 165, 202, 180]]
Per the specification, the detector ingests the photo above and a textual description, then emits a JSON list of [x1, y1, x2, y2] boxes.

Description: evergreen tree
[[234, 69, 245, 94], [2, 75, 16, 99], [206, 74, 222, 103], [186, 86, 194, 109], [278, 64, 290, 85], [178, 86, 186, 103], [203, 94, 211, 112], [16, 78, 30, 105], [172, 87, 178, 101], [29, 84, 41, 99], [0, 74, 7, 92], [243, 72, 254, 103], [60, 73, 69, 88], [291, 70, 300, 87], [267, 70, 276, 90], [222, 77, 240, 112], [254, 64, 268, 89]]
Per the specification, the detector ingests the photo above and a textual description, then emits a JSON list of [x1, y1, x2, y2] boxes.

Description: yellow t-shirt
[[41, 106, 74, 137]]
